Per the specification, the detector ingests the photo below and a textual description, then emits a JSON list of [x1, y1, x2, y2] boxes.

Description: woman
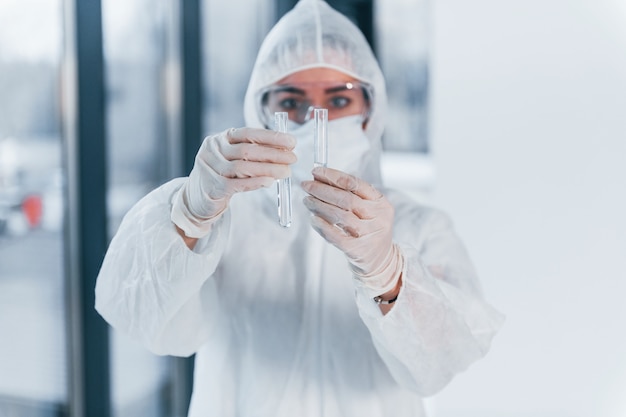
[[96, 0, 504, 415]]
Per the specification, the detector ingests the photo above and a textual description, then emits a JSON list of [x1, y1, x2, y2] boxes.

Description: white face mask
[[289, 115, 371, 183]]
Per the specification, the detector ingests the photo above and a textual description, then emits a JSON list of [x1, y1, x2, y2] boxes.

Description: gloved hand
[[172, 127, 296, 238], [301, 166, 403, 298]]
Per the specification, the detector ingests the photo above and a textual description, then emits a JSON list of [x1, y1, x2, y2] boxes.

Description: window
[[102, 0, 177, 415], [0, 0, 67, 415]]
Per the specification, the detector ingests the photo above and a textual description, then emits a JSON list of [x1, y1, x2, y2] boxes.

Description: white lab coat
[[95, 178, 504, 417]]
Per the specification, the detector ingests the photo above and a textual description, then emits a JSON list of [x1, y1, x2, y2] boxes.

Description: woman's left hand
[[301, 166, 402, 297]]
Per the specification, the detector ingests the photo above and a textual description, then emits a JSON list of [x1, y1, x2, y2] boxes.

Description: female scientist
[[95, 0, 504, 415]]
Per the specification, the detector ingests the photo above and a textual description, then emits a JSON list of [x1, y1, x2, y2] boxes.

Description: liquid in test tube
[[314, 108, 328, 168], [275, 112, 292, 228]]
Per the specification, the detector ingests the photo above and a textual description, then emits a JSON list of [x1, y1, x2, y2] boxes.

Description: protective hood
[[243, 0, 387, 185]]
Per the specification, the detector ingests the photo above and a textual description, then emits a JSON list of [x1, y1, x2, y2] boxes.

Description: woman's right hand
[[171, 127, 296, 238]]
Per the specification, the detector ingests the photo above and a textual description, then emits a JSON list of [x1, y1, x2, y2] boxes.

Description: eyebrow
[[271, 84, 357, 95], [272, 86, 306, 95], [325, 85, 355, 94]]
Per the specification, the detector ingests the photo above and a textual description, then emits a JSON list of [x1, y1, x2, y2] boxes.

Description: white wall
[[419, 0, 626, 415]]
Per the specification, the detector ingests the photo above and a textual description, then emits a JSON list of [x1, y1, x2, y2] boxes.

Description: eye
[[278, 97, 303, 111], [328, 96, 351, 109]]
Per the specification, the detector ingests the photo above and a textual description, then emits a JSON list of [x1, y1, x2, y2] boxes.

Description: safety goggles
[[257, 80, 373, 127]]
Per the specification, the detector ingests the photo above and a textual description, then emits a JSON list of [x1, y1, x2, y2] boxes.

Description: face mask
[[288, 115, 371, 183]]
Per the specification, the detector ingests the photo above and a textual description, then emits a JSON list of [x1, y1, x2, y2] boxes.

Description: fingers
[[303, 196, 378, 238], [200, 128, 296, 181], [310, 166, 382, 201], [227, 127, 296, 150], [221, 142, 297, 165], [301, 167, 392, 240], [223, 128, 297, 164], [308, 213, 354, 247], [206, 149, 292, 180], [301, 171, 388, 220], [227, 176, 276, 193], [301, 182, 371, 220]]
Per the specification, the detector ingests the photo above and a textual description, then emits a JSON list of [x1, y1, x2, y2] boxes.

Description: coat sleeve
[[354, 196, 505, 397], [95, 178, 230, 357]]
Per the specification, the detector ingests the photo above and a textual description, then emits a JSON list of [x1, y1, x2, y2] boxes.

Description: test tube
[[275, 111, 292, 228], [314, 108, 328, 168]]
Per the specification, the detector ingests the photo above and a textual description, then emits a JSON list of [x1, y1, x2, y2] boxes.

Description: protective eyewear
[[257, 80, 373, 127]]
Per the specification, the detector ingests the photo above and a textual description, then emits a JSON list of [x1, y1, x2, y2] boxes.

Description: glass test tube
[[314, 108, 328, 168], [275, 112, 292, 228]]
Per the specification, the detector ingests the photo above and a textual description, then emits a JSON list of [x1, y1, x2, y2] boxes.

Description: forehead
[[276, 68, 358, 86]]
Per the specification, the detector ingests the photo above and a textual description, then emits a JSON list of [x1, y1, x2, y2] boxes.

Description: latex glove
[[301, 166, 403, 298], [172, 127, 296, 238]]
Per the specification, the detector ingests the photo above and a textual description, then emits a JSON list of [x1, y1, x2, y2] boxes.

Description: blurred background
[[0, 0, 624, 416]]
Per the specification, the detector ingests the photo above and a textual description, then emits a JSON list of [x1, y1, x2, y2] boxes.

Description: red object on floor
[[22, 194, 43, 228]]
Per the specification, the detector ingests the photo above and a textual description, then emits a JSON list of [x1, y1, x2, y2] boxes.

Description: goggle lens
[[258, 81, 372, 127]]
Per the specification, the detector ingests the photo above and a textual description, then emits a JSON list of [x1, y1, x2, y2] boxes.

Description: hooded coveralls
[[95, 1, 504, 415]]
